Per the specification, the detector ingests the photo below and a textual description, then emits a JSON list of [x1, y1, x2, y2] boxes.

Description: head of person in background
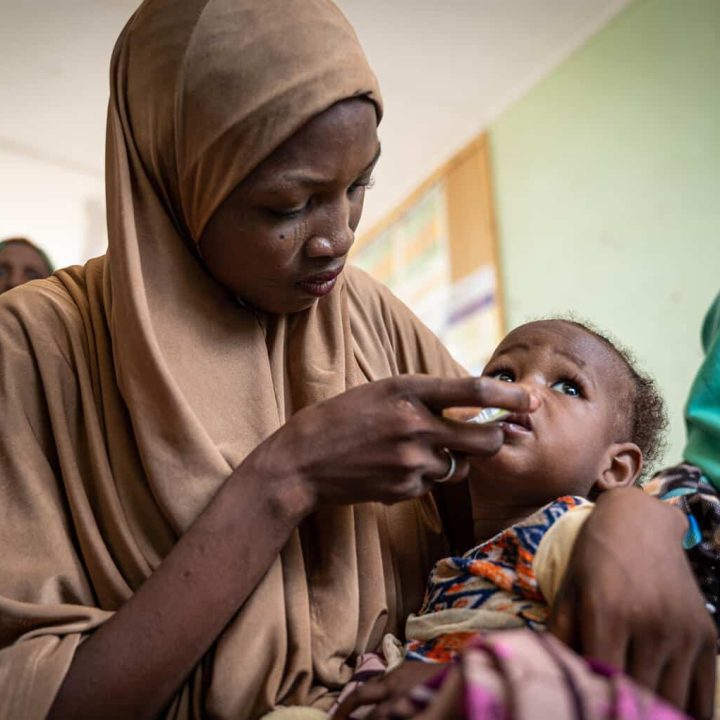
[[0, 237, 54, 294]]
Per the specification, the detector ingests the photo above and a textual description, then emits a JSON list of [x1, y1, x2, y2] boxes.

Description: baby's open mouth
[[502, 413, 533, 432]]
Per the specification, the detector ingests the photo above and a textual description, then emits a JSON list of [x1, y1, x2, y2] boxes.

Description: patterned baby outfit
[[406, 495, 588, 662]]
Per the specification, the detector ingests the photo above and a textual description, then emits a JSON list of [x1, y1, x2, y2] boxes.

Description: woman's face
[[199, 98, 380, 314], [0, 242, 52, 294]]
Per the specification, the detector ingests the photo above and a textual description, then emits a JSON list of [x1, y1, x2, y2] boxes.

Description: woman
[[0, 237, 54, 294], [0, 1, 713, 719]]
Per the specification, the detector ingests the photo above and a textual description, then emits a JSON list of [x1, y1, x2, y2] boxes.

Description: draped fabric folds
[[0, 1, 462, 717]]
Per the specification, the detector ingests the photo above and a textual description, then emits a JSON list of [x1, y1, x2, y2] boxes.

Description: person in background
[[644, 291, 720, 641], [0, 237, 54, 294], [685, 292, 720, 490]]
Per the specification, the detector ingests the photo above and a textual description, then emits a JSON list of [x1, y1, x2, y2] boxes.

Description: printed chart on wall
[[352, 136, 504, 374], [352, 182, 452, 339]]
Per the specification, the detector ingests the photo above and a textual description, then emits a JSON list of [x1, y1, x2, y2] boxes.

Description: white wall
[[1, 0, 628, 267], [490, 0, 720, 466], [0, 0, 137, 267], [0, 149, 105, 269]]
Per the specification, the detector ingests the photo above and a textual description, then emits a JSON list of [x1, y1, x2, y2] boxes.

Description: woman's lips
[[297, 268, 343, 297]]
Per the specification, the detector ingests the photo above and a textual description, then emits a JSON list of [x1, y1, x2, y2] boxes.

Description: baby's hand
[[333, 660, 450, 719]]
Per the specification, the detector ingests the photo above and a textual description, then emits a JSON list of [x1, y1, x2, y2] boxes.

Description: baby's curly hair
[[561, 319, 668, 480]]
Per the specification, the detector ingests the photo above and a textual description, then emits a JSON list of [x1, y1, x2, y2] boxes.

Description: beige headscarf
[[0, 1, 463, 717]]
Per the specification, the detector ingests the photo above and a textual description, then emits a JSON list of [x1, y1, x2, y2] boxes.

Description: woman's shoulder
[[0, 257, 105, 368], [343, 263, 394, 301], [343, 264, 466, 378], [0, 256, 102, 313], [344, 264, 426, 330]]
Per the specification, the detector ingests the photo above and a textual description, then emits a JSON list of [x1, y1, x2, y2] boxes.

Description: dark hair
[[561, 318, 667, 480], [0, 237, 54, 273]]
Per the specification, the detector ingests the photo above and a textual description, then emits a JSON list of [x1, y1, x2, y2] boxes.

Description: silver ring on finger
[[434, 447, 457, 483]]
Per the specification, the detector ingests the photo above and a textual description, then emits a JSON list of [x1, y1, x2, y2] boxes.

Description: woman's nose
[[305, 200, 355, 259], [305, 232, 354, 258]]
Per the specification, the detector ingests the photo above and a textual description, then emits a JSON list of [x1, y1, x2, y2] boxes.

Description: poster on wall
[[445, 265, 502, 374], [353, 182, 451, 339], [352, 145, 504, 375]]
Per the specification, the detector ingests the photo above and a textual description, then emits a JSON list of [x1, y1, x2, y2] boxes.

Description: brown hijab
[[0, 1, 463, 717]]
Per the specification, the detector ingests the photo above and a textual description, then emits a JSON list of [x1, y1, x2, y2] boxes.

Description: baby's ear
[[593, 442, 643, 492]]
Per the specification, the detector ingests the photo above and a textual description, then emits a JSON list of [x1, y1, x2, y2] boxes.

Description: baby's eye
[[491, 370, 515, 383], [551, 379, 581, 397]]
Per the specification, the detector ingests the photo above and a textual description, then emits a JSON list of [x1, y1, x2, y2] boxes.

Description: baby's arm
[[533, 503, 595, 605]]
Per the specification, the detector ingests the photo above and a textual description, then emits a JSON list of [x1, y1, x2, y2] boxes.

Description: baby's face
[[467, 320, 630, 508]]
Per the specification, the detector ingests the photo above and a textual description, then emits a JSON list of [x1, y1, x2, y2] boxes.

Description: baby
[[324, 317, 686, 719], [330, 318, 672, 718], [405, 317, 667, 662]]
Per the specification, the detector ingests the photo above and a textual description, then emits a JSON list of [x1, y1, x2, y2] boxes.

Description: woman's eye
[[267, 204, 307, 219], [349, 176, 375, 194], [551, 380, 581, 397], [491, 370, 514, 383]]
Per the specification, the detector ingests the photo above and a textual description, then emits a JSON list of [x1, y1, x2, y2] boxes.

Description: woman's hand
[[549, 487, 717, 719], [46, 374, 532, 720], [334, 660, 459, 719], [246, 375, 537, 514]]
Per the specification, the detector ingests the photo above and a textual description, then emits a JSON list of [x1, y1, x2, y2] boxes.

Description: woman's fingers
[[266, 373, 537, 508], [398, 375, 538, 415], [653, 617, 717, 719], [434, 419, 504, 457], [415, 665, 464, 720], [627, 637, 666, 697], [447, 453, 469, 483], [367, 695, 417, 720], [560, 587, 711, 717], [548, 583, 580, 652], [687, 639, 717, 720], [423, 447, 460, 483], [547, 488, 718, 717], [392, 375, 538, 457], [578, 597, 630, 678], [336, 661, 452, 719], [334, 678, 390, 719], [656, 656, 694, 714]]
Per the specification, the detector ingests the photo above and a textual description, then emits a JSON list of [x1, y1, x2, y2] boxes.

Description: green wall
[[489, 0, 720, 468]]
